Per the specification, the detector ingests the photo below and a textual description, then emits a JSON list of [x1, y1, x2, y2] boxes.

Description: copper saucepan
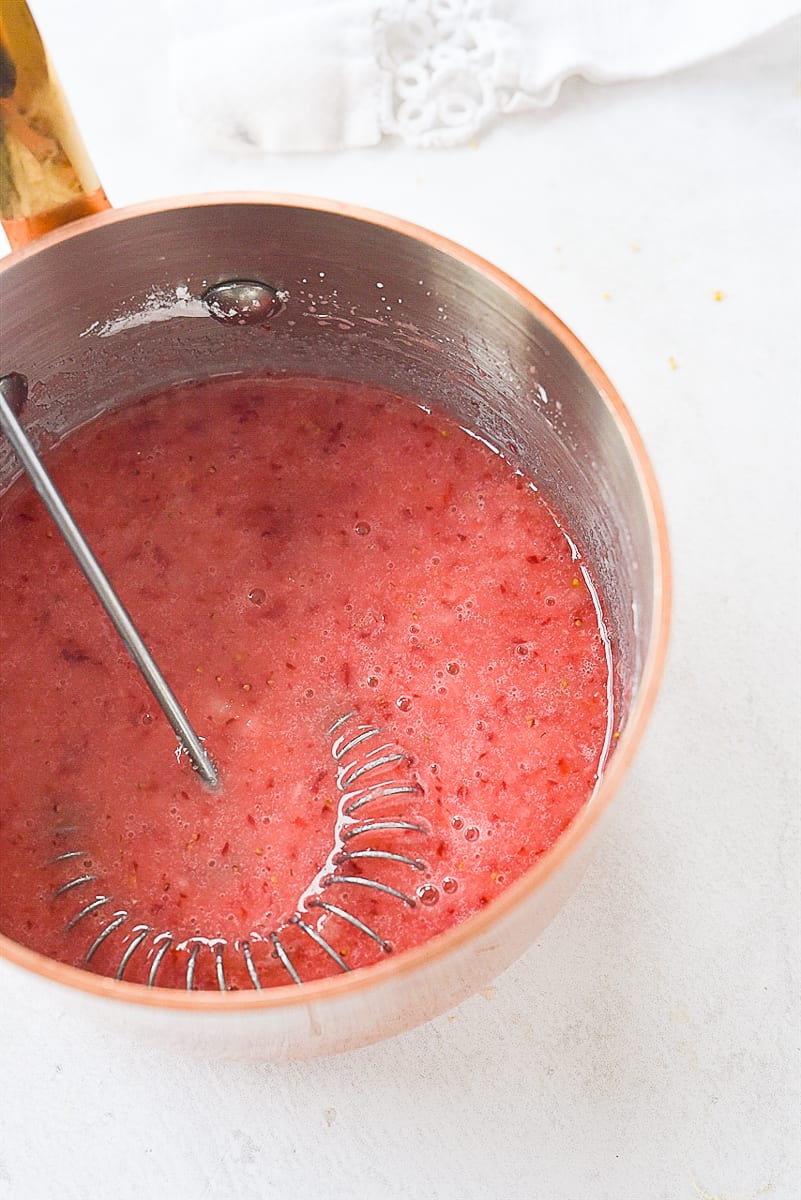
[[0, 1, 670, 1059]]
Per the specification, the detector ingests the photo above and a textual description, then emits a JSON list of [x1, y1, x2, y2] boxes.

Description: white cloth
[[168, 0, 801, 150]]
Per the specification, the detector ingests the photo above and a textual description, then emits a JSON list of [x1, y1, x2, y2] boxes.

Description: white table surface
[[1, 5, 799, 1199]]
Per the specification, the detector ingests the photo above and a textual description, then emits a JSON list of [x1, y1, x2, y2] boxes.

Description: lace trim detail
[[376, 0, 508, 147]]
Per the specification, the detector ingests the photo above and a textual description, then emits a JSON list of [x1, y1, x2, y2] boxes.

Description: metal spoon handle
[[0, 373, 219, 789]]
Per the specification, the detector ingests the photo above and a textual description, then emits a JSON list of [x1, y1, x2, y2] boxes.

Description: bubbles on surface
[[248, 587, 266, 606], [442, 876, 458, 894], [396, 696, 412, 712], [465, 827, 480, 842], [417, 884, 439, 906], [355, 522, 371, 536]]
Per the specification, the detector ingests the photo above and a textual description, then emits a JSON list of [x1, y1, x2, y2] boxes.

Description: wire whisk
[[48, 711, 431, 990]]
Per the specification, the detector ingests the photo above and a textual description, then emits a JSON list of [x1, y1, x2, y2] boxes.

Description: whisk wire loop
[[48, 713, 429, 988]]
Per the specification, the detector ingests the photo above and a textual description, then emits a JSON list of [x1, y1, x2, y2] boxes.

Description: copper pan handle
[[0, 0, 110, 250]]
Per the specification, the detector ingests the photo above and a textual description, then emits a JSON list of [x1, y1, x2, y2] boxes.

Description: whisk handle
[[0, 373, 219, 790]]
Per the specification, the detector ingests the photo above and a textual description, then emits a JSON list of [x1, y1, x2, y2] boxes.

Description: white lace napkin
[[168, 0, 800, 151]]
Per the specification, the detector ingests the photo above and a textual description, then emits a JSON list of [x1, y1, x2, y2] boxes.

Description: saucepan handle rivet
[[201, 280, 287, 326]]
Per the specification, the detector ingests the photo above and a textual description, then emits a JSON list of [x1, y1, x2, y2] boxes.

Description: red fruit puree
[[0, 376, 612, 990]]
